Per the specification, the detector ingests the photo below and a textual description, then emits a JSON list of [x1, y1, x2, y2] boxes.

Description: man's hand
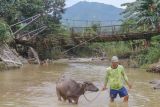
[[129, 84, 132, 89], [128, 83, 132, 90], [126, 81, 132, 90]]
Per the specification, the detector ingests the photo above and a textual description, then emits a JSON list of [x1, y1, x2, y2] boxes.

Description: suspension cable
[[62, 35, 99, 54]]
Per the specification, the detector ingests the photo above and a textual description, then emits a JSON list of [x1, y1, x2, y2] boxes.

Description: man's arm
[[121, 67, 132, 89], [102, 70, 109, 91]]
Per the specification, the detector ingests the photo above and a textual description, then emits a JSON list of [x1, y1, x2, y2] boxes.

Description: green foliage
[[122, 0, 160, 28], [0, 62, 6, 71], [88, 42, 131, 57], [0, 0, 21, 24], [0, 19, 12, 42], [19, 0, 44, 17], [41, 0, 65, 35], [84, 27, 97, 36], [91, 23, 100, 32], [6, 0, 65, 35], [0, 0, 66, 59], [121, 0, 160, 66], [70, 47, 93, 57], [83, 23, 101, 36], [0, 0, 65, 31], [152, 35, 160, 42], [39, 47, 62, 60], [136, 45, 160, 65]]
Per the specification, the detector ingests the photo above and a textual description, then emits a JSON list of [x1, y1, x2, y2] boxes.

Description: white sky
[[65, 0, 136, 8]]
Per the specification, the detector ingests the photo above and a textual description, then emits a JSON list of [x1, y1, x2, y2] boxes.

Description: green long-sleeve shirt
[[104, 65, 128, 90]]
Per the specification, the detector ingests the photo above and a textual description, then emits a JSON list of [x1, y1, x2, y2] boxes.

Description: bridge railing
[[71, 23, 159, 37]]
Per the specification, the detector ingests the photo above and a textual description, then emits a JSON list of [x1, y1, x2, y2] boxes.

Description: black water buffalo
[[56, 78, 99, 104], [153, 83, 160, 89], [149, 80, 160, 89]]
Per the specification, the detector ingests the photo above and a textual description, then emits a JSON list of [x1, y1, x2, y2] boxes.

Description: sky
[[65, 0, 136, 8]]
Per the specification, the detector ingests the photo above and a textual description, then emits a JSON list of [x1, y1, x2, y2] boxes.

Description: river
[[0, 61, 159, 107]]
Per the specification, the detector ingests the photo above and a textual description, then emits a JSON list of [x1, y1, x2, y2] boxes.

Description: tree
[[0, 0, 21, 25], [121, 0, 160, 29], [0, 0, 66, 59], [43, 0, 65, 34], [0, 0, 65, 32]]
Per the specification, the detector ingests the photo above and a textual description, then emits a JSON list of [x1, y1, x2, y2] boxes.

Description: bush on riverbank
[[135, 36, 160, 66], [0, 19, 12, 42], [67, 41, 139, 59], [136, 46, 160, 65], [0, 62, 6, 71], [87, 42, 131, 58]]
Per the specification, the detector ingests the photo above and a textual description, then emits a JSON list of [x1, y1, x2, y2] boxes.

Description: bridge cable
[[62, 35, 100, 54]]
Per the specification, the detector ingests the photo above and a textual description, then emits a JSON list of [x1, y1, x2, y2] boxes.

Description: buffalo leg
[[62, 96, 67, 102], [73, 97, 79, 104], [68, 97, 73, 103], [56, 88, 61, 101]]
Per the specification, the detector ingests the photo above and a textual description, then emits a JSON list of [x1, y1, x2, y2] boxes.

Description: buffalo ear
[[83, 81, 87, 84], [84, 81, 93, 86], [82, 82, 89, 88], [83, 81, 90, 84]]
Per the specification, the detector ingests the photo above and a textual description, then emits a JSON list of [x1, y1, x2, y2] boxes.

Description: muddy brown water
[[0, 62, 160, 107]]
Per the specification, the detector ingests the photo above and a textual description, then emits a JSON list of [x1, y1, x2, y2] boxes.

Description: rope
[[81, 82, 103, 103], [83, 91, 101, 102]]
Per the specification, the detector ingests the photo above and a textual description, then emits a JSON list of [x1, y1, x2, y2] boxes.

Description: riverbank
[[147, 60, 160, 73], [39, 57, 160, 73], [50, 57, 137, 68], [1, 55, 159, 73]]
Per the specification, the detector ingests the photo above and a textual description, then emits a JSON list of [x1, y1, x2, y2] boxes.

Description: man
[[102, 56, 132, 102]]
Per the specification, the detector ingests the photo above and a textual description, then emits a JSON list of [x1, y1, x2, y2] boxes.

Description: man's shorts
[[110, 87, 128, 99]]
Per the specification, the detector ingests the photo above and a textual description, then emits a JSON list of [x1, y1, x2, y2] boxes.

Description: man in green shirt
[[102, 56, 132, 102]]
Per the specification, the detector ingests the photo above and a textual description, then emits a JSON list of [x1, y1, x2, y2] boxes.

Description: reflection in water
[[0, 62, 159, 107]]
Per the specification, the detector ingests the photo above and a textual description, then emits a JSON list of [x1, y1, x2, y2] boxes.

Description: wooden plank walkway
[[71, 23, 160, 43], [71, 31, 160, 42]]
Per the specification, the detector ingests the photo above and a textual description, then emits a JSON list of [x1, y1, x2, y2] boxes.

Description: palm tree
[[122, 0, 160, 29]]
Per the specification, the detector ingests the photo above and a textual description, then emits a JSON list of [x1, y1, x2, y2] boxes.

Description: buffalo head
[[83, 81, 99, 92]]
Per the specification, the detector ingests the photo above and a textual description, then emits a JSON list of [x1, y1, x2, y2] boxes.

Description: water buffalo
[[56, 78, 99, 104], [149, 80, 160, 89], [149, 80, 160, 84], [153, 83, 160, 89]]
